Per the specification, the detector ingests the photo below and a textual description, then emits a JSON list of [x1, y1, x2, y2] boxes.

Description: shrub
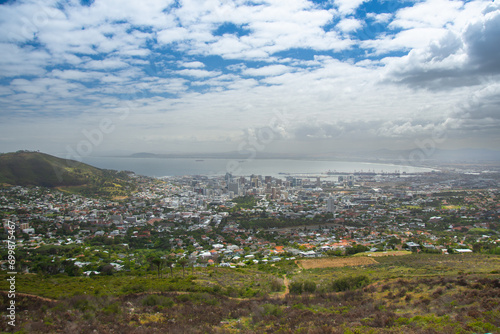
[[397, 289, 407, 298], [331, 275, 370, 292], [432, 288, 444, 297], [262, 303, 282, 317], [289, 281, 304, 294], [303, 280, 317, 293], [467, 321, 498, 333], [142, 294, 174, 307], [68, 296, 96, 312], [101, 302, 122, 315], [269, 277, 283, 292], [122, 283, 146, 293]]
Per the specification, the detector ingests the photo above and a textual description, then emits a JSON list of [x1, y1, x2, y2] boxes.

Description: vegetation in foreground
[[0, 253, 499, 333]]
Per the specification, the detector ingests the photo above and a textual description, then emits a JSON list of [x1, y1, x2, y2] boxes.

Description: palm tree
[[147, 255, 163, 278], [165, 256, 174, 277], [213, 254, 222, 272], [178, 257, 188, 277], [151, 257, 163, 278]]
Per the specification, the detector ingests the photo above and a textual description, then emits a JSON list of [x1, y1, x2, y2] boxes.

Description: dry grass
[[298, 257, 378, 269], [356, 251, 412, 257]]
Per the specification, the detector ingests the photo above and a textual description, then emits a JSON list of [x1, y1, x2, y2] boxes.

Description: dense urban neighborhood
[[2, 165, 499, 277]]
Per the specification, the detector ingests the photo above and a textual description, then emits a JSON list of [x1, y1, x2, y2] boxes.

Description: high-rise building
[[327, 196, 336, 213], [228, 182, 240, 196], [251, 177, 260, 187]]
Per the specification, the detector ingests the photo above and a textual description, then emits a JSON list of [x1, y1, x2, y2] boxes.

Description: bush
[[289, 280, 317, 294], [289, 281, 303, 294], [345, 245, 369, 255], [101, 302, 122, 315], [100, 264, 115, 276], [303, 280, 317, 293], [142, 294, 174, 307], [331, 275, 370, 292], [263, 303, 282, 317], [269, 277, 283, 292], [122, 283, 147, 293], [68, 296, 96, 312]]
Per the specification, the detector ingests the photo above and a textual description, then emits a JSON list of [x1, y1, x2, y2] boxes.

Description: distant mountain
[[432, 148, 500, 162], [129, 152, 158, 158], [125, 148, 500, 164], [0, 151, 136, 198]]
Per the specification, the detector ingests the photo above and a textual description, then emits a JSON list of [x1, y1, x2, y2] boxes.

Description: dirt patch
[[360, 251, 411, 257], [0, 291, 57, 304], [298, 257, 378, 269]]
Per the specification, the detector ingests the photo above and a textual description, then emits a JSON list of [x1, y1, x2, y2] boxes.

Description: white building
[[327, 196, 336, 213]]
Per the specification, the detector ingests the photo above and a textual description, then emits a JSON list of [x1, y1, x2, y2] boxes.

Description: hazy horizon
[[1, 0, 499, 162]]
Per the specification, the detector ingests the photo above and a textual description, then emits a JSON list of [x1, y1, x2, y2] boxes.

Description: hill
[[0, 151, 136, 198]]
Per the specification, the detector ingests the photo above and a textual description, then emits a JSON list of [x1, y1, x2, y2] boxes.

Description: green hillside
[[0, 151, 136, 198]]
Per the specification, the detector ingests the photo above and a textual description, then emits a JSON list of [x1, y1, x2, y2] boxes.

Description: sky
[[0, 0, 499, 160]]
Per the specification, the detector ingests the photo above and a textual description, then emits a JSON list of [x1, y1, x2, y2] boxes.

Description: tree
[[151, 257, 163, 278], [147, 255, 164, 278], [165, 256, 175, 277], [212, 254, 221, 271], [178, 257, 188, 277], [63, 260, 81, 276], [197, 257, 208, 272], [100, 264, 115, 276]]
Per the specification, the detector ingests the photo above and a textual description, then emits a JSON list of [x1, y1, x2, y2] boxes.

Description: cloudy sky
[[0, 0, 499, 159]]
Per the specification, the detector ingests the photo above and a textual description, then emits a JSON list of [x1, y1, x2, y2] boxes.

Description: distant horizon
[[5, 147, 500, 164]]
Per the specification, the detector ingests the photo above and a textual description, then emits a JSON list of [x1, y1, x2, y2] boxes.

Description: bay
[[80, 156, 435, 178]]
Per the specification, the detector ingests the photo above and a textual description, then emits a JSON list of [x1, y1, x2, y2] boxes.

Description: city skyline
[[0, 0, 499, 159]]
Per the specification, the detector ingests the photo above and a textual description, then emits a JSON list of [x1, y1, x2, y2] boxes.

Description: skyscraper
[[327, 196, 336, 213]]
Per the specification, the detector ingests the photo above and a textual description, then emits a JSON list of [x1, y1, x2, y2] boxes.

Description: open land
[[298, 256, 379, 269]]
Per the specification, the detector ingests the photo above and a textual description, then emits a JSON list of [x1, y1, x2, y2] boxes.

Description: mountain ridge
[[0, 151, 136, 198]]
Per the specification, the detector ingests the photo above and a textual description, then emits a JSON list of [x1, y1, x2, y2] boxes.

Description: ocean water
[[80, 156, 435, 178]]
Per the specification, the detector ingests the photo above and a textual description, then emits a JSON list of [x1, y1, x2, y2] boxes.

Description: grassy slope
[[0, 253, 499, 333], [0, 152, 104, 187], [0, 152, 135, 198]]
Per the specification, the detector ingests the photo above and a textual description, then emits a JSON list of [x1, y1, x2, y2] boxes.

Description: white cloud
[[180, 61, 205, 68], [206, 34, 254, 59], [0, 0, 499, 154], [363, 27, 449, 55], [176, 69, 221, 78], [389, 0, 464, 29], [0, 42, 52, 78], [333, 0, 369, 15], [376, 121, 436, 138], [50, 69, 103, 82], [463, 6, 500, 73], [84, 59, 130, 70], [366, 12, 392, 23], [157, 27, 191, 45], [242, 65, 291, 77], [384, 3, 500, 89], [337, 18, 363, 32]]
